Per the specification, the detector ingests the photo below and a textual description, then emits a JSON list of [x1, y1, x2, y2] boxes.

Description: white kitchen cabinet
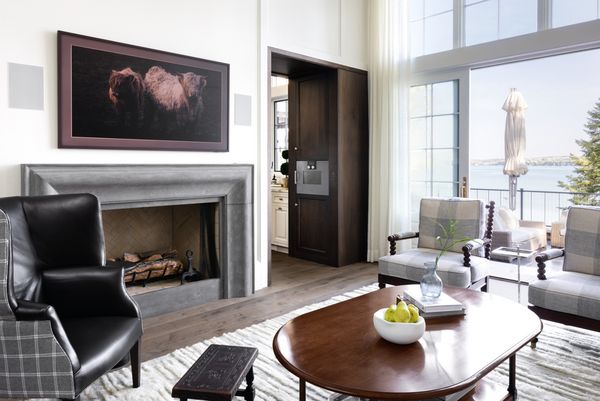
[[271, 188, 288, 249]]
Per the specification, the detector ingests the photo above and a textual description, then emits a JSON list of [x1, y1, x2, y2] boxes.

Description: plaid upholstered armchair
[[378, 197, 495, 290], [529, 206, 600, 332], [0, 194, 142, 400]]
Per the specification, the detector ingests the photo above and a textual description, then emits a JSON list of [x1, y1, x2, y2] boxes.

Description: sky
[[469, 47, 600, 160]]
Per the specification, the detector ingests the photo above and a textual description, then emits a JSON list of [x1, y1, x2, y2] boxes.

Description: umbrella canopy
[[502, 88, 528, 210]]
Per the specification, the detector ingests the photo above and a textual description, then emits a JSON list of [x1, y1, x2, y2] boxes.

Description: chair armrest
[[14, 299, 80, 373], [461, 239, 487, 266], [519, 220, 546, 230], [14, 299, 55, 320], [42, 266, 141, 319], [463, 238, 485, 251], [535, 248, 565, 280], [387, 232, 419, 255]]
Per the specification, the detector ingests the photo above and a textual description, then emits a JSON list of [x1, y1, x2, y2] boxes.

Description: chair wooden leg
[[131, 339, 141, 388]]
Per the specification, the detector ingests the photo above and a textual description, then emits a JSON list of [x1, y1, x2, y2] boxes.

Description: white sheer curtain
[[367, 0, 411, 262]]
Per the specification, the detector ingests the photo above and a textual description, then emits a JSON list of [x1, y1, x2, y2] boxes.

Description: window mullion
[[538, 0, 551, 31], [454, 0, 465, 48]]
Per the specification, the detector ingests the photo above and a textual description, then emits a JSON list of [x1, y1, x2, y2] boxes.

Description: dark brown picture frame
[[58, 31, 229, 151]]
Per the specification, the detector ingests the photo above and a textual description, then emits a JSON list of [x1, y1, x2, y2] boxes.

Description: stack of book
[[400, 286, 465, 318]]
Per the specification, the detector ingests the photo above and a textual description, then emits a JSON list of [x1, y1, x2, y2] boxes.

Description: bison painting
[[144, 66, 207, 129], [108, 67, 145, 126]]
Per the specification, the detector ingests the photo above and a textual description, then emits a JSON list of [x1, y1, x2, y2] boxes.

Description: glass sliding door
[[409, 79, 462, 226]]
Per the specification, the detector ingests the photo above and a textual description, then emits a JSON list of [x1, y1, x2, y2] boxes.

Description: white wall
[[266, 0, 367, 69], [0, 0, 258, 197], [0, 0, 368, 292]]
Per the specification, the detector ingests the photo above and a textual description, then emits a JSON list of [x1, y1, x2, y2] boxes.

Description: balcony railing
[[470, 187, 599, 225]]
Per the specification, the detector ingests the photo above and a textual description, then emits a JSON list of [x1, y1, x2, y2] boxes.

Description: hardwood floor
[[141, 251, 378, 361]]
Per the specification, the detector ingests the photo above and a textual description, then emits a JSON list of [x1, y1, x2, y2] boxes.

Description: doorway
[[267, 48, 369, 284]]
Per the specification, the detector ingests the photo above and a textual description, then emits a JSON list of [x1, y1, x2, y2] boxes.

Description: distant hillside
[[471, 155, 573, 166]]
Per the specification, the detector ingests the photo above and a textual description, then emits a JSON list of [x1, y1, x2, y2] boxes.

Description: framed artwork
[[58, 31, 229, 151]]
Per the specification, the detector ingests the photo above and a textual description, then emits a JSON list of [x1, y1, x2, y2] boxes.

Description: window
[[409, 80, 459, 223], [464, 0, 537, 46], [274, 99, 288, 172], [411, 1, 600, 58], [469, 49, 600, 222], [552, 0, 600, 28], [410, 0, 454, 57]]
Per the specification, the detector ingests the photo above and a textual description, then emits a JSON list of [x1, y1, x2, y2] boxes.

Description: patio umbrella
[[502, 88, 528, 210]]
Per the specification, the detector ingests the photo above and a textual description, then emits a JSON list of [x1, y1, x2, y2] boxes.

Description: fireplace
[[102, 203, 220, 291], [22, 164, 253, 317]]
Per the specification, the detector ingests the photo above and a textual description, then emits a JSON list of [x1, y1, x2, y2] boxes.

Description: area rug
[[36, 285, 600, 401]]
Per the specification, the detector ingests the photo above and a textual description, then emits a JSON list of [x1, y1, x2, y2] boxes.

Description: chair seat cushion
[[378, 248, 489, 288], [528, 271, 600, 321], [61, 316, 143, 394]]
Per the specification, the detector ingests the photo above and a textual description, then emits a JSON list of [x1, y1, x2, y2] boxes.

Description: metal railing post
[[519, 188, 524, 220]]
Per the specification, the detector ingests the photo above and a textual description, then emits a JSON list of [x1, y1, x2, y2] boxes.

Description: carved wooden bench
[[172, 344, 258, 401]]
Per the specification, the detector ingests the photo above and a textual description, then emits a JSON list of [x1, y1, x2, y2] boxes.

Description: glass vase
[[420, 261, 443, 298]]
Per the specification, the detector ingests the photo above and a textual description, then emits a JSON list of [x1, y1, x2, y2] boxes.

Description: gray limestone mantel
[[21, 164, 254, 317]]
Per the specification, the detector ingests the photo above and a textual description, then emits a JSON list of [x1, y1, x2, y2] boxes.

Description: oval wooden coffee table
[[273, 286, 542, 401]]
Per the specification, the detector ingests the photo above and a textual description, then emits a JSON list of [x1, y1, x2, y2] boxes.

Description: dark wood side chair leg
[[131, 339, 141, 388], [378, 281, 386, 289]]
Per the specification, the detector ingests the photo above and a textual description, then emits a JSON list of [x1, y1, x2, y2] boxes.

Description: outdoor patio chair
[[378, 197, 495, 291], [490, 206, 547, 251], [528, 206, 600, 333], [0, 193, 142, 401]]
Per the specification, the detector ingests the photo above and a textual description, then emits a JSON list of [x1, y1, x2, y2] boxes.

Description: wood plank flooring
[[141, 251, 378, 361]]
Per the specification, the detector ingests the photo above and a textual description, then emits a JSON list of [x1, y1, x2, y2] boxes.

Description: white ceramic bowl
[[372, 308, 426, 344]]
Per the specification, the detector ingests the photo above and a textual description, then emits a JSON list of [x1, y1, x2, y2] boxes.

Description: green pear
[[384, 304, 397, 322], [408, 303, 420, 323], [394, 301, 411, 323]]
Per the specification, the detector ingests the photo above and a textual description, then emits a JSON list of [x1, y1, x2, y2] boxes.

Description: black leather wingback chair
[[0, 193, 142, 401]]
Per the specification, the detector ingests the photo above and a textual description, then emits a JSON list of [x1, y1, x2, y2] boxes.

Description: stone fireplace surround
[[22, 164, 253, 318]]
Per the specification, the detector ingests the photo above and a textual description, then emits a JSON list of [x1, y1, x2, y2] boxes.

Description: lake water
[[470, 165, 575, 192]]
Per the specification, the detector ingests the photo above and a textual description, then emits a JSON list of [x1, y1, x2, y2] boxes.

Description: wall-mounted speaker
[[8, 63, 44, 110], [234, 93, 251, 126]]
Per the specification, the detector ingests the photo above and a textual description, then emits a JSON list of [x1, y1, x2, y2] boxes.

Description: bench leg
[[235, 366, 255, 401]]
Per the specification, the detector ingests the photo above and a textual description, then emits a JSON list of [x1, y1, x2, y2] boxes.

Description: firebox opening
[[102, 203, 220, 296]]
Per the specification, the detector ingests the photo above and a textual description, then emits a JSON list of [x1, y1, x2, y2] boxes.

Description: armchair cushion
[[563, 207, 600, 275], [418, 198, 485, 254], [61, 316, 142, 395], [379, 248, 489, 288], [529, 271, 600, 321]]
